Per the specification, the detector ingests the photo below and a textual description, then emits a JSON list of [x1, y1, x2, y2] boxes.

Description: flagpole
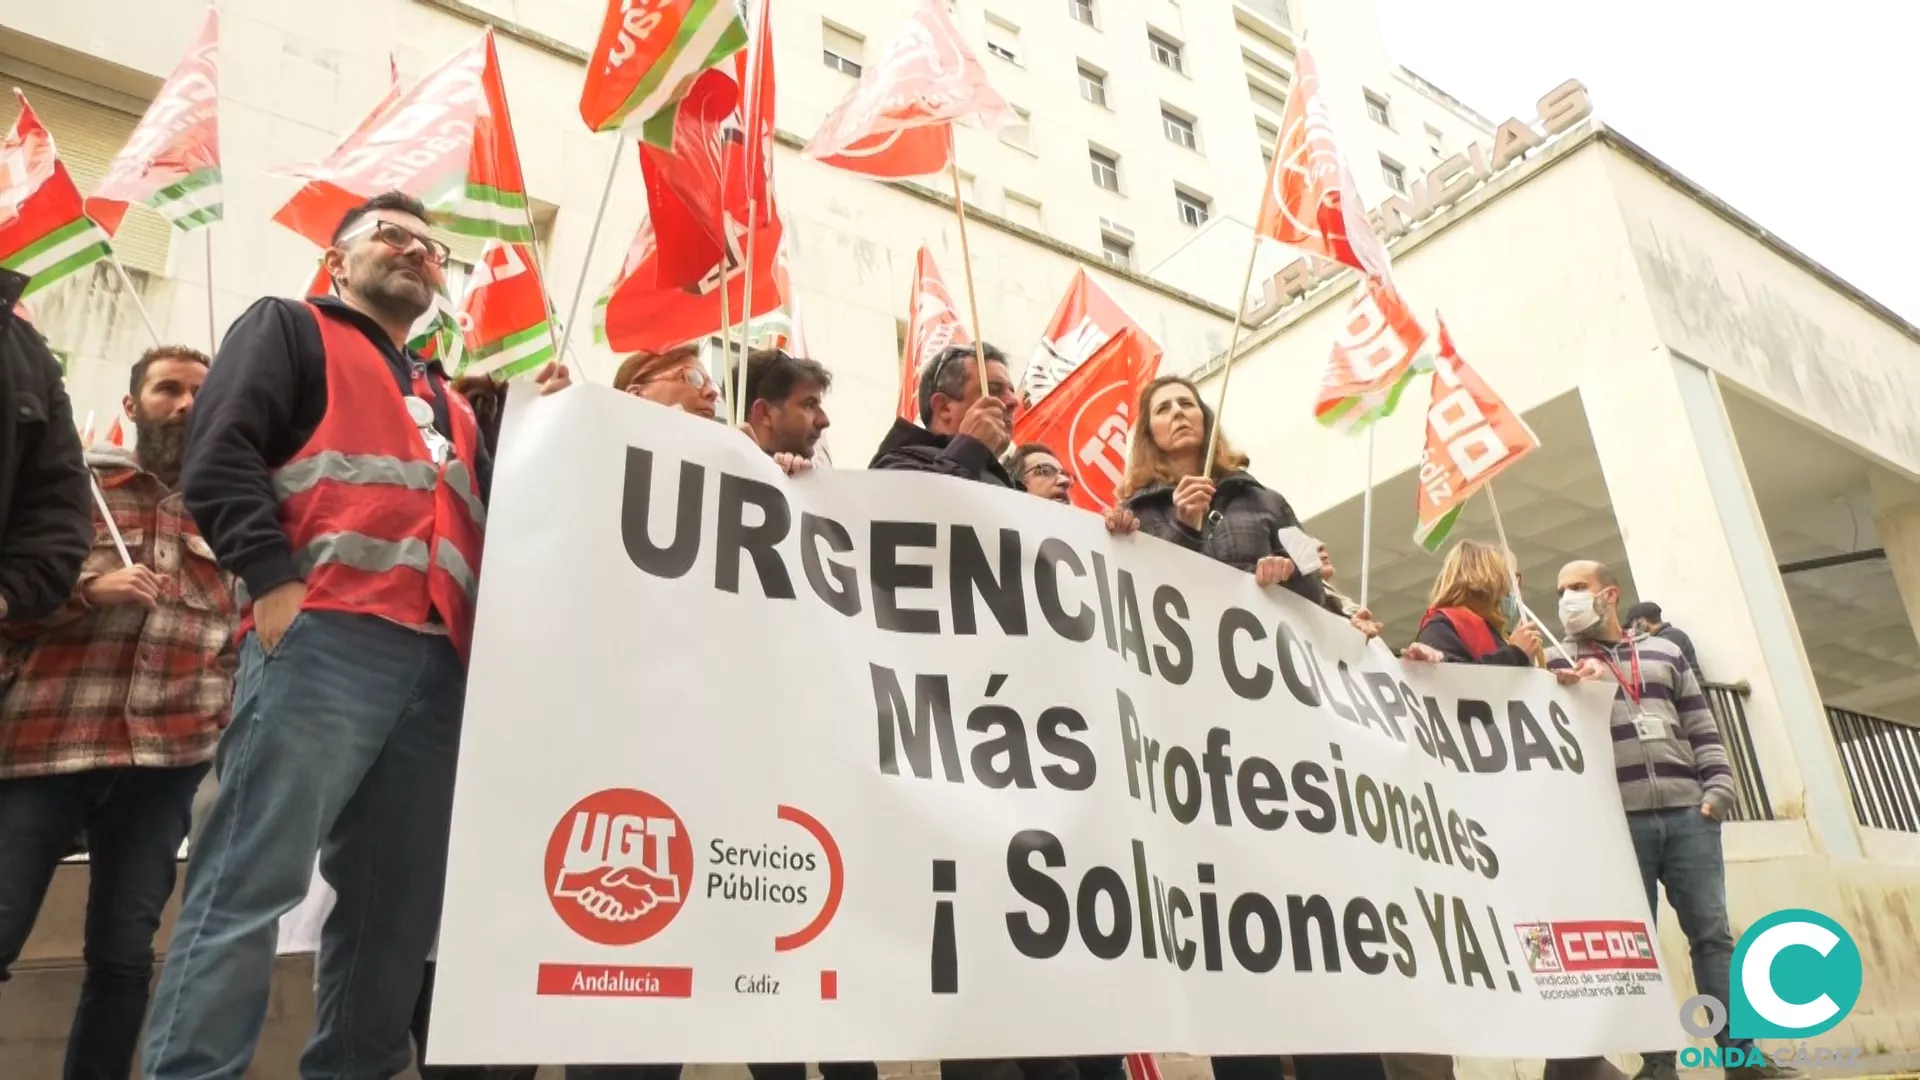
[[108, 255, 164, 347], [1200, 236, 1265, 478], [734, 10, 771, 429], [554, 135, 623, 374], [945, 128, 986, 396], [1359, 425, 1375, 610], [91, 474, 135, 568], [1486, 479, 1570, 662], [718, 214, 738, 419], [203, 228, 219, 352]]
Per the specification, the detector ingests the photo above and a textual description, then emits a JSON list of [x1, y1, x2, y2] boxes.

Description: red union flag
[[1255, 48, 1390, 282], [898, 246, 971, 422], [600, 213, 783, 353], [273, 31, 532, 247], [457, 240, 555, 379], [1012, 326, 1160, 513], [580, 0, 746, 140], [804, 0, 1015, 178], [1022, 268, 1161, 407], [1314, 277, 1428, 433], [1414, 316, 1539, 551], [88, 3, 222, 235]]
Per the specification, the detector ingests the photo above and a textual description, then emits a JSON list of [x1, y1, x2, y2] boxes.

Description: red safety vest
[[253, 303, 487, 663]]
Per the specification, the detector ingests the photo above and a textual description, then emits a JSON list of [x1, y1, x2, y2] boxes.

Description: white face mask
[[1559, 590, 1602, 637]]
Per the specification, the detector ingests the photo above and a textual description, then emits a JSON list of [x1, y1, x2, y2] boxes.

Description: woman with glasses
[[614, 345, 721, 419]]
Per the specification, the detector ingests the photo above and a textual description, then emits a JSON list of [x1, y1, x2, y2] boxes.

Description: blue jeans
[[0, 763, 207, 1080], [142, 611, 465, 1080], [1627, 807, 1744, 1054]]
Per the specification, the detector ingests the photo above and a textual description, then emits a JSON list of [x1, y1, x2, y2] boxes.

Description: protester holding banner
[[1006, 444, 1072, 503], [0, 345, 235, 1080], [1403, 541, 1542, 667], [144, 192, 570, 1079], [870, 343, 1017, 485], [616, 345, 722, 420], [743, 348, 833, 462], [1547, 562, 1789, 1080], [1314, 541, 1383, 640], [1119, 375, 1325, 608]]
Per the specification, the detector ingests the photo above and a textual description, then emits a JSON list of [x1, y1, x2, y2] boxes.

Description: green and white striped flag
[[1, 93, 113, 296], [580, 0, 746, 145], [87, 4, 223, 237]]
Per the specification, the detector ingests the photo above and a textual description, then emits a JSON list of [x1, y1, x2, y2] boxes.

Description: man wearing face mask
[[0, 345, 236, 1080], [1547, 562, 1791, 1080], [146, 192, 570, 1079]]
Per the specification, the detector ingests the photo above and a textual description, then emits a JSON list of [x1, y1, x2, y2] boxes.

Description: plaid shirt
[[0, 447, 238, 779]]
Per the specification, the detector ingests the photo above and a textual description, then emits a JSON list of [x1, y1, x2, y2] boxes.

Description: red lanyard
[[1587, 641, 1643, 707]]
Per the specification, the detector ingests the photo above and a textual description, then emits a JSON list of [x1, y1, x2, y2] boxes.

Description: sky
[[1372, 0, 1920, 325]]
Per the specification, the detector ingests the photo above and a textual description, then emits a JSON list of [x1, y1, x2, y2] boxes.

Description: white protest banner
[[430, 386, 1686, 1065]]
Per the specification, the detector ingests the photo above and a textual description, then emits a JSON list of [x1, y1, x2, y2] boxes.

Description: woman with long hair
[[1407, 539, 1542, 666], [1118, 375, 1326, 608]]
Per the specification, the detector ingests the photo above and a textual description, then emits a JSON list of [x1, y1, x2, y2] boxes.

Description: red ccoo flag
[[1254, 48, 1390, 282], [804, 0, 1017, 179], [1012, 326, 1160, 513], [1413, 316, 1539, 551], [897, 247, 971, 422]]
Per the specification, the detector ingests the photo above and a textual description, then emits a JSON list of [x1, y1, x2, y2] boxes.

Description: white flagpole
[[203, 228, 220, 352], [718, 219, 738, 419], [734, 11, 770, 428], [1359, 424, 1376, 610], [91, 474, 134, 568], [554, 135, 624, 374], [1486, 479, 1571, 662], [1201, 236, 1266, 478], [108, 255, 164, 347]]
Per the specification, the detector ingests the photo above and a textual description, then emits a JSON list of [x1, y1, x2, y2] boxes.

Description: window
[[1148, 32, 1185, 74], [1161, 108, 1197, 150], [1242, 50, 1290, 93], [1089, 148, 1120, 191], [1425, 123, 1445, 158], [1256, 119, 1279, 171], [1077, 65, 1109, 107], [1248, 82, 1287, 118], [1176, 190, 1210, 227], [1001, 106, 1034, 153], [1380, 156, 1406, 194], [1364, 90, 1392, 128], [1005, 191, 1043, 230], [985, 16, 1022, 65], [1102, 234, 1133, 269], [1068, 0, 1095, 26], [822, 23, 864, 76]]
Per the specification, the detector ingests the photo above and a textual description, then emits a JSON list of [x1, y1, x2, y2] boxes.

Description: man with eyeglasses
[[615, 343, 721, 420], [870, 343, 1018, 484], [1006, 443, 1072, 503], [144, 191, 571, 1079]]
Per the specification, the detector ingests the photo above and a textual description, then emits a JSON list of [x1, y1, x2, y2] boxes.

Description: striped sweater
[[1549, 634, 1736, 815]]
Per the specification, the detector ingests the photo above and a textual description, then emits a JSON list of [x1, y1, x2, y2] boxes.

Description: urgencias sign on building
[[1242, 80, 1593, 326]]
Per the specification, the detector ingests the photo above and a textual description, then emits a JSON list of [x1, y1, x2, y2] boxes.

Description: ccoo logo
[[1728, 909, 1862, 1039], [545, 788, 694, 947]]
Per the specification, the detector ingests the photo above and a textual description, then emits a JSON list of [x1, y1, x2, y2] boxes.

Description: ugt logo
[[1681, 908, 1864, 1042], [544, 788, 694, 947]]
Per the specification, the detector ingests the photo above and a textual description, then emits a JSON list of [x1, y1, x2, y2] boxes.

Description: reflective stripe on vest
[[289, 531, 480, 601], [274, 450, 488, 530]]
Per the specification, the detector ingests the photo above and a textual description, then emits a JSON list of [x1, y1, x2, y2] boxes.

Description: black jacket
[[0, 295, 92, 621], [181, 295, 488, 601], [867, 418, 1013, 487], [1415, 610, 1532, 667], [1126, 470, 1325, 607]]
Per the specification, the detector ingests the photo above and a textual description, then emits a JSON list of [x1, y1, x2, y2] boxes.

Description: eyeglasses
[[643, 366, 717, 390], [1023, 463, 1064, 481], [341, 218, 453, 267]]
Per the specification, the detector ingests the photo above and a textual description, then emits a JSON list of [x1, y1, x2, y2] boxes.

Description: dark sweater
[[180, 295, 486, 601], [867, 418, 1013, 487], [1414, 609, 1531, 667], [1126, 471, 1325, 607], [0, 299, 92, 620]]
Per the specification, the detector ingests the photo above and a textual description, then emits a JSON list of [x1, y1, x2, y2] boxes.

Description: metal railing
[[1703, 681, 1773, 821], [1827, 706, 1920, 833]]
